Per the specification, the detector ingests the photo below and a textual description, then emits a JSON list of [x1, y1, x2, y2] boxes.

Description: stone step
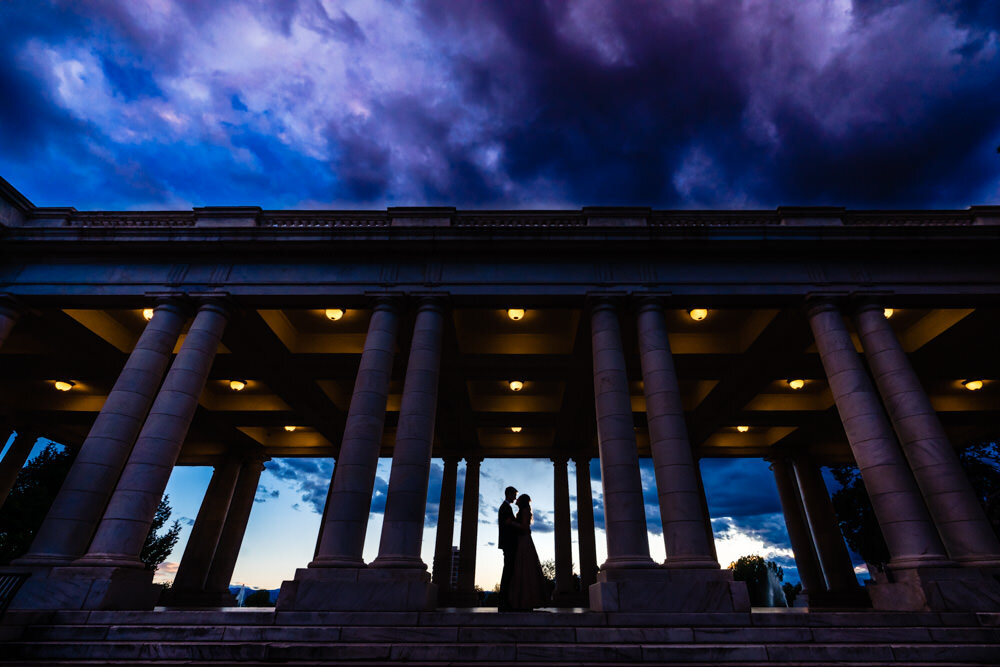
[[4, 641, 1000, 664], [20, 623, 1000, 644]]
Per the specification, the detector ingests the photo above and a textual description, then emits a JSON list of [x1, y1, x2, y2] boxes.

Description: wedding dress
[[508, 510, 551, 609]]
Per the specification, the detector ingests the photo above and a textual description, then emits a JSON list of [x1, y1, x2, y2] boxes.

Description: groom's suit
[[498, 501, 519, 610]]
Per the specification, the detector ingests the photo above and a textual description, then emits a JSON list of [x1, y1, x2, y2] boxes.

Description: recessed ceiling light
[[688, 308, 708, 321], [883, 308, 894, 319], [229, 380, 247, 392], [737, 425, 750, 433], [284, 425, 297, 432], [325, 308, 345, 321], [963, 379, 984, 391], [787, 379, 805, 390], [510, 426, 522, 433], [54, 380, 75, 392], [142, 308, 154, 321], [509, 380, 524, 392], [507, 308, 525, 321]]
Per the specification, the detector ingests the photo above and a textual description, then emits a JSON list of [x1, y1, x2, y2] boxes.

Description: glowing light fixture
[[284, 425, 297, 432], [511, 426, 522, 433], [508, 380, 524, 392], [688, 308, 708, 321], [507, 308, 525, 321], [963, 379, 984, 391], [325, 308, 345, 321], [142, 308, 155, 321], [229, 380, 247, 392], [787, 379, 806, 390], [883, 308, 894, 319], [737, 425, 750, 433], [54, 380, 75, 392]]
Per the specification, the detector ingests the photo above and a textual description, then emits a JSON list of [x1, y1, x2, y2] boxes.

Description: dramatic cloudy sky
[[4, 0, 997, 591], [2, 0, 1000, 210]]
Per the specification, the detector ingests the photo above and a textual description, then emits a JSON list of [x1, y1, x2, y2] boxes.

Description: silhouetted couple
[[497, 485, 551, 611]]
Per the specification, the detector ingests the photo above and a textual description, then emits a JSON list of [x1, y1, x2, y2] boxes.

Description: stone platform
[[1, 608, 999, 665]]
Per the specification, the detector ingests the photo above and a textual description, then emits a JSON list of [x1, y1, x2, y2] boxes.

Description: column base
[[5, 565, 162, 611], [867, 565, 1000, 612], [276, 567, 437, 611], [589, 567, 750, 612], [804, 587, 872, 609], [161, 587, 239, 608]]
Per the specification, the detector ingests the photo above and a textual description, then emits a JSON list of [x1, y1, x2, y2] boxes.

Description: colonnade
[[2, 294, 999, 612]]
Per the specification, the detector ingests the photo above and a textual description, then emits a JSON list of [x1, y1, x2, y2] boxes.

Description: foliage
[[540, 559, 556, 582], [829, 440, 1000, 571], [728, 555, 787, 607], [243, 589, 273, 607], [829, 465, 891, 571], [140, 495, 182, 570], [782, 581, 803, 607], [0, 443, 75, 564]]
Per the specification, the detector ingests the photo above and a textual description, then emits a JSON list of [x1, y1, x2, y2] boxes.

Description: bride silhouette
[[508, 494, 552, 610]]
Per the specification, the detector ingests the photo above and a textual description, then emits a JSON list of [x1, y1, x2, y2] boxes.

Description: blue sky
[[4, 0, 997, 590]]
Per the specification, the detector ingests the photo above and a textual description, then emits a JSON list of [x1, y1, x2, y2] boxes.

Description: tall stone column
[[455, 457, 481, 605], [431, 457, 459, 590], [374, 298, 445, 571], [771, 457, 825, 601], [694, 461, 720, 563], [308, 297, 399, 567], [552, 457, 574, 596], [204, 456, 267, 605], [77, 299, 230, 571], [277, 297, 404, 611], [17, 299, 189, 566], [574, 457, 599, 589], [0, 430, 37, 509], [312, 460, 337, 560], [636, 298, 719, 568], [793, 457, 861, 594], [589, 298, 654, 569], [168, 458, 241, 602], [854, 302, 1000, 567], [806, 299, 948, 570], [588, 297, 747, 612], [0, 299, 22, 349]]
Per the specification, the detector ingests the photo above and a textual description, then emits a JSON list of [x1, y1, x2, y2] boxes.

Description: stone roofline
[[3, 175, 1000, 228]]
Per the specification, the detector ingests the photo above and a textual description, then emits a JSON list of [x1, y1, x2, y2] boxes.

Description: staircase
[[2, 608, 999, 665]]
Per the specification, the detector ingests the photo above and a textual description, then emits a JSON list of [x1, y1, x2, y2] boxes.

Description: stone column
[[771, 457, 825, 600], [310, 297, 400, 567], [17, 298, 189, 566], [0, 299, 22, 349], [589, 298, 654, 569], [77, 299, 230, 569], [204, 457, 267, 605], [854, 302, 1000, 567], [636, 298, 719, 568], [552, 457, 574, 596], [455, 457, 481, 603], [431, 457, 459, 589], [806, 299, 949, 569], [312, 460, 337, 560], [168, 458, 241, 600], [793, 458, 861, 594], [374, 298, 445, 570], [0, 430, 37, 509], [694, 461, 720, 563], [574, 457, 599, 589]]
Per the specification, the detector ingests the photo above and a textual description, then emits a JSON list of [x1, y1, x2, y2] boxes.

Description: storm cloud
[[1, 0, 998, 209]]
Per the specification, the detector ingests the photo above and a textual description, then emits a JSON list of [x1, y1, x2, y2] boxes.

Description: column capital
[[366, 292, 405, 313], [147, 294, 193, 318], [571, 455, 591, 466], [463, 456, 483, 466], [193, 294, 234, 319], [0, 295, 24, 319], [442, 456, 461, 466], [587, 292, 627, 313], [803, 295, 843, 318], [851, 297, 887, 316], [632, 295, 666, 314], [550, 456, 569, 466]]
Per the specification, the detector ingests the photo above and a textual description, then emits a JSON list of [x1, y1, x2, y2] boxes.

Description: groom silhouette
[[497, 486, 519, 611]]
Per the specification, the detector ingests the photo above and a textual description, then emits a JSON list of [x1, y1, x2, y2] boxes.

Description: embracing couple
[[497, 485, 552, 611]]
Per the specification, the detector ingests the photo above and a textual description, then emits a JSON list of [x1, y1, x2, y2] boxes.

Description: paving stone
[[693, 626, 811, 642], [892, 643, 1000, 662], [391, 642, 516, 661], [458, 626, 577, 643], [765, 643, 896, 662], [577, 627, 695, 643], [810, 626, 933, 643], [340, 625, 458, 642], [265, 642, 391, 661], [640, 644, 769, 662], [516, 643, 642, 661]]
